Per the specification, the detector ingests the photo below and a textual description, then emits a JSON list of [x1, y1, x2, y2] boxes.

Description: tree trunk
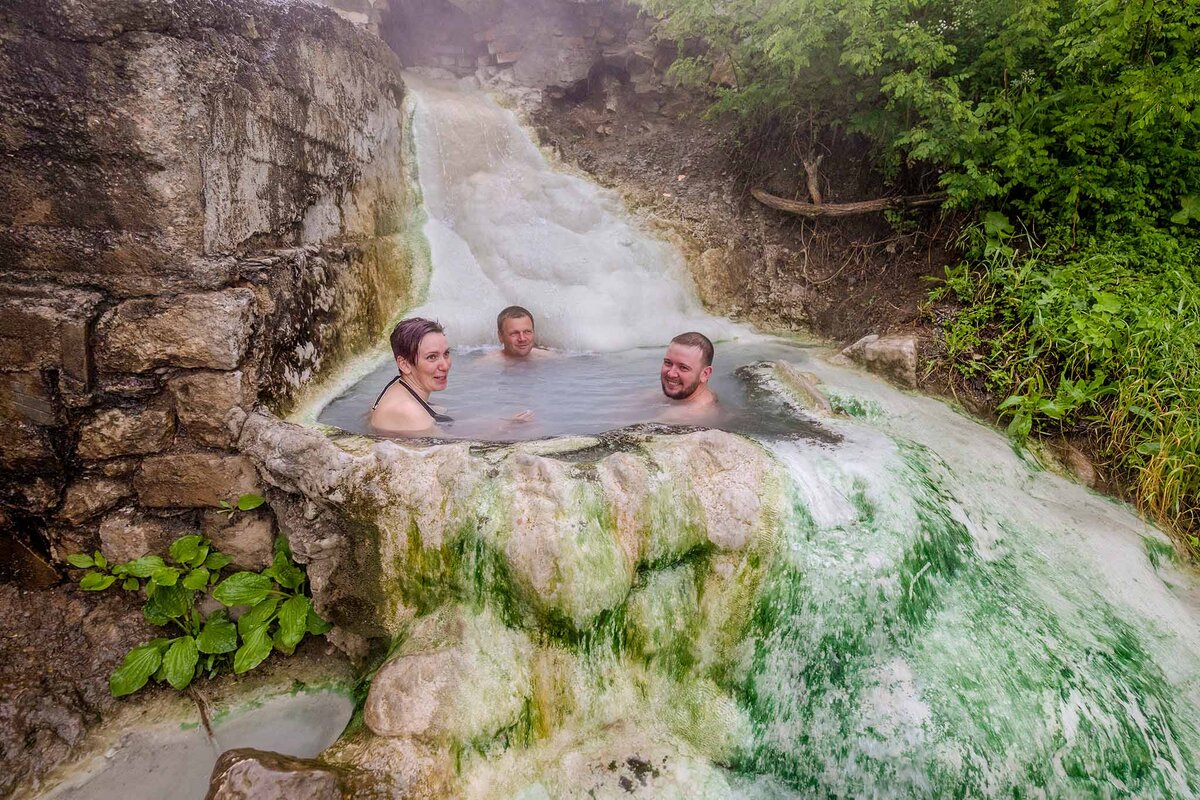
[[801, 155, 824, 205]]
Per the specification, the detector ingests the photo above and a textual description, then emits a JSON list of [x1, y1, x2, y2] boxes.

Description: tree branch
[[752, 188, 946, 218]]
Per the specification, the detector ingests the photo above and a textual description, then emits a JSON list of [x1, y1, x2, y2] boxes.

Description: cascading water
[[402, 73, 740, 352], [310, 76, 1200, 798]]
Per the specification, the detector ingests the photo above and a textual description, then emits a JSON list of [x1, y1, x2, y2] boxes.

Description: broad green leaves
[[163, 636, 199, 691], [110, 639, 169, 697], [197, 613, 238, 654], [213, 572, 274, 606], [67, 504, 332, 699], [277, 595, 311, 651], [80, 573, 116, 591], [234, 626, 273, 674]]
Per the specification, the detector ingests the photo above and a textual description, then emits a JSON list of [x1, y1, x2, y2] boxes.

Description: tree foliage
[[639, 0, 1200, 230]]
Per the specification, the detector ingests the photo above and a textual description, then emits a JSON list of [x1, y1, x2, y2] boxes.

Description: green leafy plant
[[68, 494, 331, 697], [217, 492, 266, 516]]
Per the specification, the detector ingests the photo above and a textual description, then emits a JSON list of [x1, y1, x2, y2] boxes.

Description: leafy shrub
[[934, 223, 1200, 550], [67, 495, 331, 697]]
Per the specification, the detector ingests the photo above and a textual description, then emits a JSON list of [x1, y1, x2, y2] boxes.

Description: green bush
[[67, 495, 331, 697], [934, 224, 1200, 550]]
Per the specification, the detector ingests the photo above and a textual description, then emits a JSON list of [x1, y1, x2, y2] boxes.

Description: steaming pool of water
[[318, 340, 836, 441]]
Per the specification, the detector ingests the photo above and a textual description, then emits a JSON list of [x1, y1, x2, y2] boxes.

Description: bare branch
[[752, 188, 946, 218]]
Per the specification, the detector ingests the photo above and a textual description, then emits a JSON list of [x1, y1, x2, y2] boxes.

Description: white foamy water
[[405, 74, 741, 352]]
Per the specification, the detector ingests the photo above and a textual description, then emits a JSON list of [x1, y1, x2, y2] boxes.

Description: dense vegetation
[[637, 0, 1200, 551]]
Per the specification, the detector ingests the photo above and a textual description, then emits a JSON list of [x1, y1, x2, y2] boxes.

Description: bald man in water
[[658, 331, 719, 423]]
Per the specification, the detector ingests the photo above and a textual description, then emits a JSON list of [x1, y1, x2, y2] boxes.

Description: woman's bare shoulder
[[370, 392, 433, 435]]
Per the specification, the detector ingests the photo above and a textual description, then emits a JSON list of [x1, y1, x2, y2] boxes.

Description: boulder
[[134, 453, 260, 508], [0, 291, 98, 385], [76, 406, 175, 459], [200, 508, 275, 571], [625, 564, 700, 667], [205, 748, 342, 800], [644, 430, 775, 552], [57, 478, 131, 525], [321, 733, 456, 798], [840, 333, 919, 388], [0, 419, 57, 471], [499, 452, 632, 628], [1, 371, 57, 427], [168, 370, 254, 447], [98, 507, 195, 563], [364, 606, 533, 743], [95, 290, 256, 373], [774, 361, 834, 415]]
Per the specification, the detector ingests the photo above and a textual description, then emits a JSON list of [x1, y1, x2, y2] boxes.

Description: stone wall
[[0, 0, 415, 568]]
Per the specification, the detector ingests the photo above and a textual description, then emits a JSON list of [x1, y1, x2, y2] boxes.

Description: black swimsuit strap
[[375, 375, 453, 423], [372, 375, 401, 410]]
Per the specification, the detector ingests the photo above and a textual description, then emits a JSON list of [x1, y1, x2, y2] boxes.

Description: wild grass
[[932, 226, 1200, 555]]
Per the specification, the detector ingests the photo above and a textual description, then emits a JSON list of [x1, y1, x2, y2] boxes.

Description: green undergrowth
[[932, 226, 1200, 555], [67, 495, 331, 698]]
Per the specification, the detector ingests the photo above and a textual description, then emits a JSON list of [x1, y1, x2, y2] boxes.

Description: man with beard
[[658, 331, 718, 422]]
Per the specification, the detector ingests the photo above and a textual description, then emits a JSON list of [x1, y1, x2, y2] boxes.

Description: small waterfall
[[405, 74, 741, 352], [306, 76, 1200, 797]]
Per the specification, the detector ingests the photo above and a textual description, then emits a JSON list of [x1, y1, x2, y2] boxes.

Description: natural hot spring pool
[[317, 339, 835, 442]]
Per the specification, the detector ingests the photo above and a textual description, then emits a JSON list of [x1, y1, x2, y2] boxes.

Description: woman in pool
[[370, 317, 454, 435]]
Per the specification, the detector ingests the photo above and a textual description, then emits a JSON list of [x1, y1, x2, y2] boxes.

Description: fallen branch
[[752, 188, 946, 218]]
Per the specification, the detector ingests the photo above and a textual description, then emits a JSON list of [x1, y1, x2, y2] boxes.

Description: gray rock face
[[364, 606, 534, 741], [0, 0, 413, 576], [168, 370, 253, 447], [840, 333, 920, 388], [0, 290, 99, 389], [205, 748, 343, 800], [95, 291, 256, 373], [237, 411, 789, 640], [98, 507, 195, 562], [201, 508, 275, 570], [134, 453, 260, 508], [57, 478, 131, 526], [76, 406, 176, 459], [0, 372, 60, 471]]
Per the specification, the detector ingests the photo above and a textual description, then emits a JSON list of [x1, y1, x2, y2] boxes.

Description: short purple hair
[[390, 317, 444, 365]]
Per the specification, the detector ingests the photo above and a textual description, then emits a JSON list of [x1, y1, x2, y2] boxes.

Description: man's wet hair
[[390, 317, 444, 365], [497, 305, 534, 331], [670, 332, 714, 367]]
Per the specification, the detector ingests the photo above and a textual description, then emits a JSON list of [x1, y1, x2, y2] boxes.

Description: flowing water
[[317, 75, 1200, 797]]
